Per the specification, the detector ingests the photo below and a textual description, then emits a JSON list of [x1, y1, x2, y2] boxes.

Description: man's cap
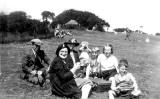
[[29, 39, 43, 46]]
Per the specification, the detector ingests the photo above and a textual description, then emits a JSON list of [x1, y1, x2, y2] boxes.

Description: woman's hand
[[74, 62, 81, 70], [70, 62, 81, 74]]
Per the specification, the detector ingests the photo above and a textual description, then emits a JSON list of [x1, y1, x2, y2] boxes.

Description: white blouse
[[97, 54, 118, 71]]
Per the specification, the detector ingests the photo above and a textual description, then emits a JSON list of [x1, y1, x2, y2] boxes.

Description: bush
[[156, 33, 160, 36]]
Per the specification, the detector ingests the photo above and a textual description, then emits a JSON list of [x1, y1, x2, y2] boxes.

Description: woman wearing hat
[[97, 44, 119, 80], [21, 39, 50, 86], [48, 44, 81, 99]]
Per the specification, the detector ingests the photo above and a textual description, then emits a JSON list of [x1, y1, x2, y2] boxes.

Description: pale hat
[[91, 47, 100, 52], [30, 39, 43, 46]]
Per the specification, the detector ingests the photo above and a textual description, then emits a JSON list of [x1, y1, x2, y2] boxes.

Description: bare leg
[[108, 90, 115, 99], [81, 84, 92, 99]]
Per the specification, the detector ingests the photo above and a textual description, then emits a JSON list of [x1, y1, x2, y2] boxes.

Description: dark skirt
[[50, 75, 81, 99], [97, 69, 117, 80]]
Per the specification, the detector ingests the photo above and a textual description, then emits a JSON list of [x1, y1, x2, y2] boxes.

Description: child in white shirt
[[108, 59, 141, 99]]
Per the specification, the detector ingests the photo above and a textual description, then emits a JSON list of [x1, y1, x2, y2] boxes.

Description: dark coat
[[71, 49, 80, 63], [49, 56, 81, 99], [21, 49, 50, 79]]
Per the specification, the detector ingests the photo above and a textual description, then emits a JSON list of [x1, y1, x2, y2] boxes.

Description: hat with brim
[[28, 39, 43, 46], [64, 38, 79, 46], [91, 47, 100, 52]]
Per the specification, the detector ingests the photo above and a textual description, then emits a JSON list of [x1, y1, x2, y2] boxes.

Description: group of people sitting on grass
[[54, 28, 72, 38], [21, 38, 141, 99]]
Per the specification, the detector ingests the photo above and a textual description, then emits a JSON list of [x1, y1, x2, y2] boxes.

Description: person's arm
[[21, 55, 34, 73], [130, 73, 139, 90], [58, 62, 81, 81], [36, 51, 50, 73], [113, 56, 119, 73], [85, 63, 91, 79], [109, 77, 117, 90], [40, 50, 50, 66], [57, 69, 74, 81], [49, 58, 79, 82], [96, 54, 101, 73], [43, 53, 50, 66]]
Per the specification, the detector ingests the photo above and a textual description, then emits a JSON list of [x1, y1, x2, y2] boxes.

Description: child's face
[[91, 51, 98, 59], [80, 58, 89, 66], [119, 65, 128, 75]]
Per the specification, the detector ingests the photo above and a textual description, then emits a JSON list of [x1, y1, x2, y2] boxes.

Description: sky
[[1, 0, 160, 34]]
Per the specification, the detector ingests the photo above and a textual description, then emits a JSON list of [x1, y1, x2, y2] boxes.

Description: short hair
[[118, 59, 129, 68], [103, 44, 113, 54], [56, 44, 70, 57]]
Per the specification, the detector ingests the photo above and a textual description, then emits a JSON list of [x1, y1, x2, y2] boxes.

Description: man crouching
[[20, 39, 50, 87]]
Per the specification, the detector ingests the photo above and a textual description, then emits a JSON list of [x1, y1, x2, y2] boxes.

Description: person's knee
[[81, 84, 92, 99], [82, 84, 92, 91], [108, 90, 114, 95]]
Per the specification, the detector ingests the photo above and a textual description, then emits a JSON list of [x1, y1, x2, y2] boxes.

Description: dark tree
[[41, 11, 55, 22], [52, 9, 110, 31], [7, 11, 28, 33]]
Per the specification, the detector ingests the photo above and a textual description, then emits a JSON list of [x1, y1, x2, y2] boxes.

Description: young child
[[78, 41, 91, 79], [89, 47, 100, 78], [108, 59, 141, 99]]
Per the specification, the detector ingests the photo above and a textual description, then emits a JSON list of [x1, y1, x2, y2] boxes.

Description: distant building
[[65, 20, 78, 25], [65, 20, 79, 29]]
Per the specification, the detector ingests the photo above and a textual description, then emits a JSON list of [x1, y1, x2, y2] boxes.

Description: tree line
[[52, 9, 110, 31], [0, 9, 110, 43]]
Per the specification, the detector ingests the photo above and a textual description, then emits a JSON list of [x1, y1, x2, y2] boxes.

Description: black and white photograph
[[0, 0, 160, 99]]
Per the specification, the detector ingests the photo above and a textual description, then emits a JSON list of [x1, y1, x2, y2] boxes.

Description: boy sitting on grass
[[108, 59, 141, 99]]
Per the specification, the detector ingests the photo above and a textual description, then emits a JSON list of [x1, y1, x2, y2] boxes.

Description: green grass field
[[0, 30, 160, 99]]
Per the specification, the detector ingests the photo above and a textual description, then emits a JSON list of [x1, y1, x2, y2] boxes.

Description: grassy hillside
[[0, 30, 160, 99]]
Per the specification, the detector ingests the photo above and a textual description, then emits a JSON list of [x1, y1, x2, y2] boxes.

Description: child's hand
[[114, 86, 121, 91], [31, 70, 37, 75], [74, 62, 81, 70], [37, 71, 43, 75]]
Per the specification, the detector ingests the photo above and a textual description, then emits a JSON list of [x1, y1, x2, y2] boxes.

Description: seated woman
[[21, 39, 50, 86], [97, 44, 119, 80], [48, 44, 81, 99], [108, 59, 141, 99]]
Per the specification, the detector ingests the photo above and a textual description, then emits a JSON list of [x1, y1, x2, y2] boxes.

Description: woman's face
[[59, 48, 68, 59], [104, 46, 111, 57], [32, 44, 39, 52]]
